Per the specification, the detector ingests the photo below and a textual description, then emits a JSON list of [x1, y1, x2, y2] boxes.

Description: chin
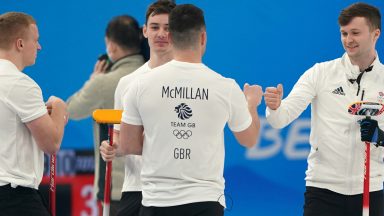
[[155, 47, 170, 53]]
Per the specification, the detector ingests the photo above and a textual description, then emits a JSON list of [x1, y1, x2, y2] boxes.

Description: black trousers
[[0, 184, 50, 216], [304, 186, 384, 216], [140, 201, 224, 216], [117, 191, 142, 216]]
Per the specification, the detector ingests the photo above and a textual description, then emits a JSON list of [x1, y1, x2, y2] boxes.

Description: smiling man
[[101, 1, 176, 215], [264, 2, 384, 216]]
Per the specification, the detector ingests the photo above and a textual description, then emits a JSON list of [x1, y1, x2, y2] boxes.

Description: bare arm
[[119, 122, 143, 155], [26, 96, 68, 155], [233, 84, 263, 148]]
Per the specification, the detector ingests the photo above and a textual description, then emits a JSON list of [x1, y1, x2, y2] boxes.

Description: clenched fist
[[264, 84, 283, 110], [243, 83, 263, 108], [100, 140, 118, 161]]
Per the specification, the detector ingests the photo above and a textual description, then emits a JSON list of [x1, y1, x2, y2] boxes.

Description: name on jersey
[[162, 86, 209, 100]]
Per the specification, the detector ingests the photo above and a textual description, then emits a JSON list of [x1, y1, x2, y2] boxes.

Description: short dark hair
[[169, 4, 205, 49], [145, 0, 176, 25], [338, 2, 381, 31], [0, 12, 36, 50], [105, 15, 141, 52]]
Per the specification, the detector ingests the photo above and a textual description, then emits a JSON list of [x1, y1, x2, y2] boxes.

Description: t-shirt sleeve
[[114, 78, 125, 131], [6, 76, 47, 123], [121, 79, 143, 126], [227, 81, 252, 132]]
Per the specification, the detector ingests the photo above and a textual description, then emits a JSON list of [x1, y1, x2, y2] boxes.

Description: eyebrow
[[340, 28, 361, 32], [148, 23, 168, 26]]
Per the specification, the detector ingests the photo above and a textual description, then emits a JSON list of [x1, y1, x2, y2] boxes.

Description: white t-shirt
[[0, 59, 47, 189], [122, 60, 252, 207], [114, 62, 150, 191]]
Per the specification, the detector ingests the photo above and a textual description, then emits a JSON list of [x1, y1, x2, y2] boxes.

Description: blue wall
[[2, 0, 384, 215]]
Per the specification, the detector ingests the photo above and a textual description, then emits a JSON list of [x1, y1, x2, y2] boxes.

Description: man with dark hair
[[264, 2, 383, 216], [67, 15, 144, 216], [0, 12, 68, 215], [104, 1, 176, 215], [101, 4, 263, 216]]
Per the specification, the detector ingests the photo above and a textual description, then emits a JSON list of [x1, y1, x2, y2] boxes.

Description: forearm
[[266, 94, 311, 129], [113, 130, 127, 157], [28, 101, 67, 155], [266, 106, 290, 129], [49, 102, 68, 151], [234, 105, 260, 148], [245, 105, 260, 147]]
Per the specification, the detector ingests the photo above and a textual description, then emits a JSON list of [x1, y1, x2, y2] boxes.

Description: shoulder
[[118, 63, 149, 86], [303, 57, 343, 77], [113, 55, 145, 71], [13, 72, 41, 90]]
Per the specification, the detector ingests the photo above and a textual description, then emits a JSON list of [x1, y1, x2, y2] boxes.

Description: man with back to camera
[[0, 12, 68, 215], [100, 4, 263, 216], [102, 1, 176, 215], [264, 2, 384, 216], [66, 15, 144, 215]]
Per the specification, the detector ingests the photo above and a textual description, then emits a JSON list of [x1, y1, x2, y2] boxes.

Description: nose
[[37, 41, 42, 51], [346, 34, 354, 43], [157, 28, 167, 39]]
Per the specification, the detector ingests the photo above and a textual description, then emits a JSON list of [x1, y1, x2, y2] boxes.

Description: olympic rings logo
[[173, 129, 192, 139]]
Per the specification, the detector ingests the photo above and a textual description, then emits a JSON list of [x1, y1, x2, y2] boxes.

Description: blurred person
[[264, 2, 384, 216], [0, 12, 68, 215], [66, 15, 145, 216], [101, 4, 263, 216]]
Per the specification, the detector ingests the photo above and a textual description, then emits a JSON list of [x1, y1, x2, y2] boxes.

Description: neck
[[148, 50, 173, 68], [173, 49, 202, 63], [349, 50, 376, 72], [0, 51, 24, 71]]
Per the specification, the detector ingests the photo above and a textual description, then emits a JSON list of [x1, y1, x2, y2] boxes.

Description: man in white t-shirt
[[0, 12, 68, 215], [104, 1, 176, 215], [101, 4, 262, 216]]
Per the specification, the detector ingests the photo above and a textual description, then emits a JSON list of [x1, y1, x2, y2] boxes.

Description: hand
[[360, 118, 379, 143], [243, 83, 263, 108], [90, 59, 109, 79], [100, 140, 118, 161], [46, 96, 69, 124], [264, 84, 283, 110]]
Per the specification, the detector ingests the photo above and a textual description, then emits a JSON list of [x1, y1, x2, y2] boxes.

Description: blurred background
[[2, 0, 384, 215]]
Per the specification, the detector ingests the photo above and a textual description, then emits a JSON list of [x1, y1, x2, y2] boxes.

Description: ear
[[201, 31, 207, 47], [143, 25, 148, 38], [108, 40, 117, 53], [374, 28, 381, 40], [16, 38, 24, 51]]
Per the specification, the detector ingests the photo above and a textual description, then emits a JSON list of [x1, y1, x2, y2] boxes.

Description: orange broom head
[[92, 109, 123, 124]]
